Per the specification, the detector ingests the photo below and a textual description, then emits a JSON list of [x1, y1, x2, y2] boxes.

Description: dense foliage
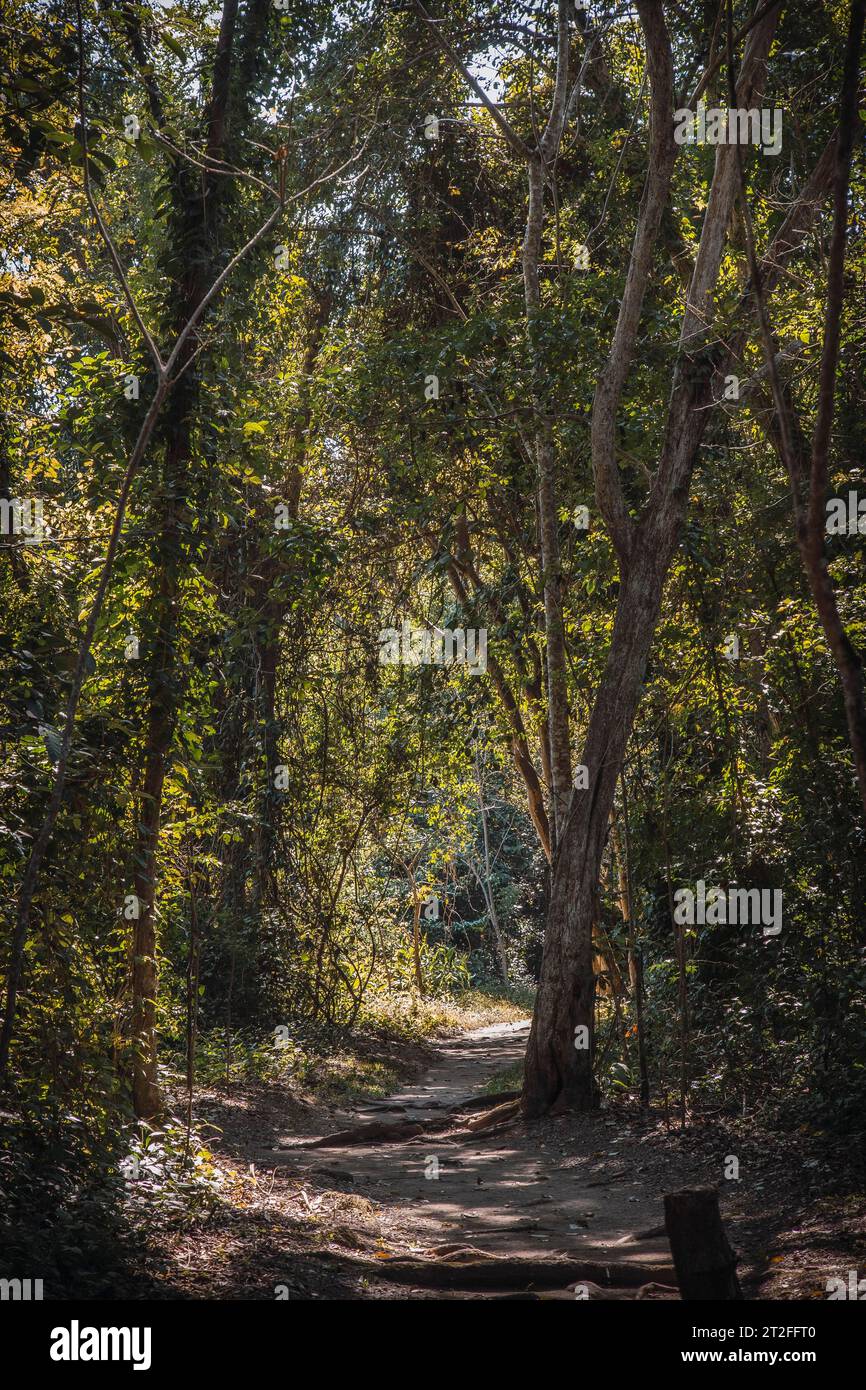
[[1, 0, 864, 1258]]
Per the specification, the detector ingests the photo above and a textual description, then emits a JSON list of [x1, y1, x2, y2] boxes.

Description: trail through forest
[[4, 0, 866, 1325], [122, 1022, 864, 1303], [272, 1020, 677, 1297]]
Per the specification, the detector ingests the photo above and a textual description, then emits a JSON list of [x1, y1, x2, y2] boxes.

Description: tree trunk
[[412, 895, 424, 994], [524, 552, 664, 1114], [524, 151, 572, 850], [128, 0, 241, 1119], [130, 708, 172, 1120], [522, 5, 780, 1117], [664, 1187, 743, 1301], [475, 744, 509, 985], [612, 792, 649, 1105]]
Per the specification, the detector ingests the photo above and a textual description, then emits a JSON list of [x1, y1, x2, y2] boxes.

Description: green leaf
[[161, 32, 187, 60]]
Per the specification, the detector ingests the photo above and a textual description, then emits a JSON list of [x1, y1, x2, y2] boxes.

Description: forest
[[1, 0, 865, 1317]]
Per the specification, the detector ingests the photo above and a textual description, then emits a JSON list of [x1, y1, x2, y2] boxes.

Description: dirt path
[[267, 1021, 679, 1298], [141, 1021, 862, 1300]]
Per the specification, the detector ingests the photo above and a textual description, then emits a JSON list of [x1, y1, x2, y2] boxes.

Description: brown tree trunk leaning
[[664, 1187, 743, 1301], [524, 552, 667, 1114], [523, 4, 781, 1116]]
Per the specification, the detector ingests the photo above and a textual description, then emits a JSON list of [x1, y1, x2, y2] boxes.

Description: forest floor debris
[[108, 1019, 866, 1301]]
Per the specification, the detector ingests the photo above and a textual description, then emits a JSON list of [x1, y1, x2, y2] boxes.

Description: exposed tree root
[[290, 1119, 432, 1149], [464, 1099, 522, 1132], [449, 1089, 522, 1113], [286, 1094, 523, 1149], [339, 1248, 676, 1290]]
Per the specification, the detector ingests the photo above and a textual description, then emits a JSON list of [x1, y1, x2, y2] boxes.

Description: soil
[[123, 1021, 866, 1300]]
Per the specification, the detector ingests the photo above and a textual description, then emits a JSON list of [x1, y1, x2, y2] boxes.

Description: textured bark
[[523, 4, 780, 1116], [524, 550, 670, 1114], [664, 1187, 743, 1301]]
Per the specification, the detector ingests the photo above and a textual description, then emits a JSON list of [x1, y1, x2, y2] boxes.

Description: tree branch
[[75, 1, 164, 373], [409, 0, 532, 160], [733, 0, 866, 815], [591, 0, 676, 570]]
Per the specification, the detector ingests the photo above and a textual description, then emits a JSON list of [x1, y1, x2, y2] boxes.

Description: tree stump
[[664, 1186, 743, 1300]]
